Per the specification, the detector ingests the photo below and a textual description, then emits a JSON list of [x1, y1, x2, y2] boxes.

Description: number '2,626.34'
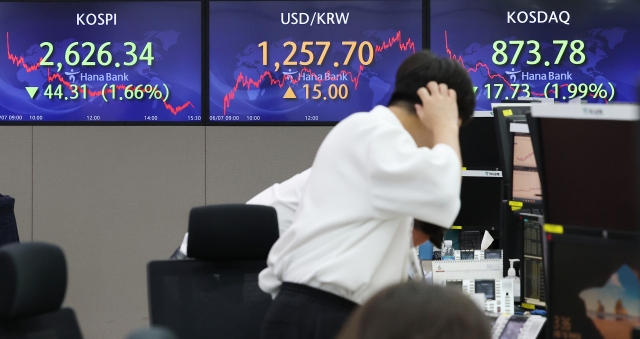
[[39, 41, 155, 67]]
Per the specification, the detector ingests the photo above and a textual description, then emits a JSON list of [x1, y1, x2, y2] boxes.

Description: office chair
[[147, 204, 279, 339], [126, 327, 178, 339], [0, 193, 19, 246], [0, 242, 83, 339]]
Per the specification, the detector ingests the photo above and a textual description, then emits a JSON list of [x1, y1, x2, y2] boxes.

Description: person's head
[[413, 219, 446, 248], [388, 50, 475, 125], [336, 282, 491, 339]]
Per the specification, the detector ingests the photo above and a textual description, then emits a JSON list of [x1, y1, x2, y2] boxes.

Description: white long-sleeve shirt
[[246, 169, 311, 235], [259, 105, 461, 304], [178, 169, 311, 256]]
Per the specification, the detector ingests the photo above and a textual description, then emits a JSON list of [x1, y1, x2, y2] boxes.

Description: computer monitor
[[546, 233, 640, 339], [528, 104, 640, 232], [512, 133, 542, 205], [493, 105, 531, 186], [453, 176, 502, 230], [475, 279, 496, 300], [460, 112, 500, 170], [520, 214, 545, 309]]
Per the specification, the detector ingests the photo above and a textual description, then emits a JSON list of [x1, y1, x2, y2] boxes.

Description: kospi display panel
[[0, 2, 202, 123], [209, 0, 422, 124], [431, 0, 640, 110]]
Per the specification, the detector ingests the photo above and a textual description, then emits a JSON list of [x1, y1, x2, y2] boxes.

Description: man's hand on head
[[414, 81, 460, 133], [413, 81, 463, 164]]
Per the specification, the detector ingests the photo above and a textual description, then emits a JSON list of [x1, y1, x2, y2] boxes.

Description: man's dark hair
[[413, 219, 446, 248], [388, 50, 475, 125], [335, 282, 491, 339]]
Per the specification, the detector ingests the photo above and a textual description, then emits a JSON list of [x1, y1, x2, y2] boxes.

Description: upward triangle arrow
[[283, 87, 297, 99]]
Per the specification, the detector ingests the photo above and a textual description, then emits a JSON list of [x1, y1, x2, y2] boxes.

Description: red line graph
[[6, 32, 42, 72], [515, 152, 535, 163], [6, 32, 194, 115], [375, 31, 416, 53], [222, 30, 415, 115], [443, 31, 605, 101]]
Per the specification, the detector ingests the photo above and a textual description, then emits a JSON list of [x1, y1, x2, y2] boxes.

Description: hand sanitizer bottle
[[507, 259, 521, 302]]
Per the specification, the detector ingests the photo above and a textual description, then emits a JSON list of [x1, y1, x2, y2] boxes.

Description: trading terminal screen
[[548, 235, 640, 339], [512, 133, 542, 204], [475, 280, 496, 300], [540, 119, 638, 231], [523, 217, 546, 307]]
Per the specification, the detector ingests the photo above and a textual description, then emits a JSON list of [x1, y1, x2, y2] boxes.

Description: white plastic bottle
[[507, 259, 521, 302], [442, 240, 455, 260]]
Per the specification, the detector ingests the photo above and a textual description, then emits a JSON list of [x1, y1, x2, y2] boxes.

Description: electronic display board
[[0, 2, 202, 123], [431, 0, 640, 110], [209, 0, 422, 123]]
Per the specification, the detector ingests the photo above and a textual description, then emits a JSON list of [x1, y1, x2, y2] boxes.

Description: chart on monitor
[[512, 133, 542, 204], [513, 134, 536, 168]]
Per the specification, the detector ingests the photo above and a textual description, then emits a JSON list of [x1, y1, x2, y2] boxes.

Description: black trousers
[[260, 282, 358, 339]]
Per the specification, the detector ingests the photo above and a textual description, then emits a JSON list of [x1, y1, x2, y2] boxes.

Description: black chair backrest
[[148, 204, 279, 339], [0, 242, 82, 339], [0, 194, 19, 246], [0, 308, 82, 339], [187, 204, 279, 260]]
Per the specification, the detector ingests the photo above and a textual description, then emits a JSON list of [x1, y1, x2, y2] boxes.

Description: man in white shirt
[[173, 168, 439, 259], [258, 50, 476, 339]]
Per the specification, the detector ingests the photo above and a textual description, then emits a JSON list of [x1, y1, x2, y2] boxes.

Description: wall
[[0, 125, 331, 339]]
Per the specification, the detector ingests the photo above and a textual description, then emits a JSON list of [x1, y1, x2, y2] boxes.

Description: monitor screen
[[446, 280, 464, 291], [209, 0, 422, 123], [522, 215, 546, 307], [454, 176, 502, 228], [512, 133, 542, 204], [431, 0, 640, 110], [475, 279, 496, 300], [548, 235, 640, 339], [460, 115, 500, 169], [493, 106, 529, 187], [0, 2, 202, 123], [499, 316, 528, 339], [538, 118, 638, 231], [460, 251, 474, 260], [485, 249, 502, 260]]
